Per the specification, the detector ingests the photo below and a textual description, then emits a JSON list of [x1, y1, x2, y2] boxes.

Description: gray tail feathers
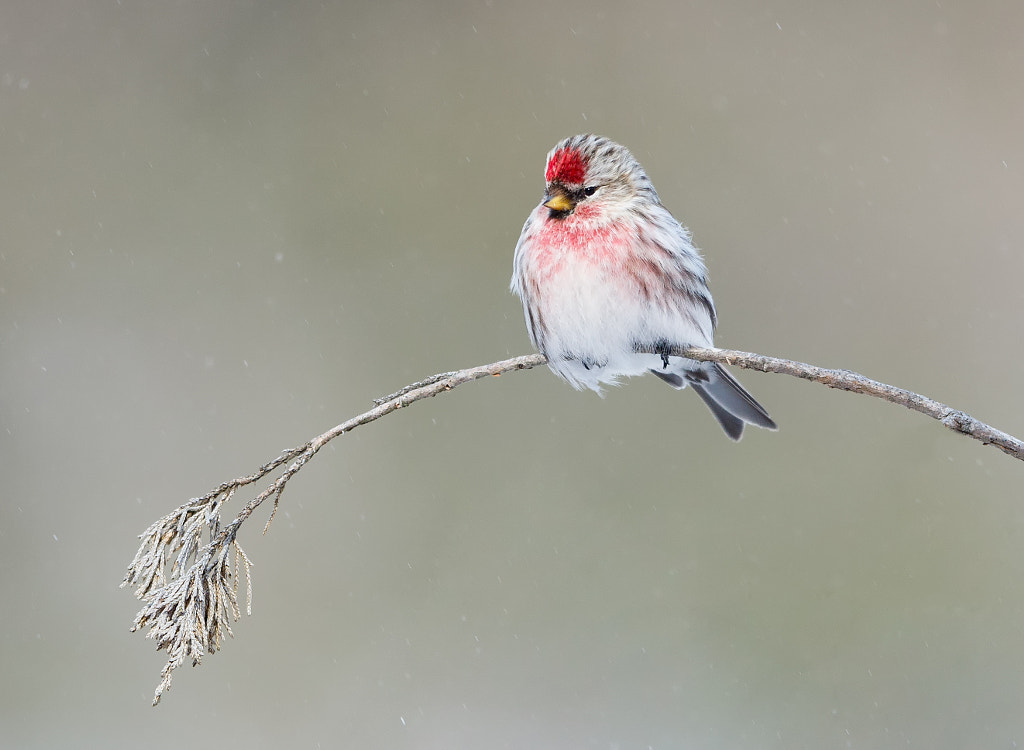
[[653, 362, 777, 441]]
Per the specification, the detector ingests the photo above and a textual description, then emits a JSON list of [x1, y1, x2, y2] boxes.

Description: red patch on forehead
[[545, 147, 587, 184]]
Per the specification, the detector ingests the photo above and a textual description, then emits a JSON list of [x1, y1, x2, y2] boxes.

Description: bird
[[511, 134, 777, 440]]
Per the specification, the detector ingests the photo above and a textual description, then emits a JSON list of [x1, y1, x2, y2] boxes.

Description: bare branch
[[123, 346, 1021, 704], [656, 345, 1023, 462], [122, 354, 545, 704]]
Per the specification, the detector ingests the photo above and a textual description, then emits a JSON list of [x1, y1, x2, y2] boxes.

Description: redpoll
[[511, 134, 777, 440]]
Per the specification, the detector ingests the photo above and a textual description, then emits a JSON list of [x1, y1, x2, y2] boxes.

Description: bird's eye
[[583, 185, 598, 197]]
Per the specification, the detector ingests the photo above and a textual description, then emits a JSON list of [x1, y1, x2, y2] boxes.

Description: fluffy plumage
[[511, 134, 776, 440]]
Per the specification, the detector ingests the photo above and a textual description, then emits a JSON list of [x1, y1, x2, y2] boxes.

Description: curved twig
[[659, 345, 1022, 461], [123, 346, 1021, 704]]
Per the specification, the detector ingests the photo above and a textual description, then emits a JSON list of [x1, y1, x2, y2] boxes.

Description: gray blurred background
[[3, 1, 1023, 748]]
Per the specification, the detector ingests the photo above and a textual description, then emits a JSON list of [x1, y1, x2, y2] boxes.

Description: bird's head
[[541, 134, 659, 220]]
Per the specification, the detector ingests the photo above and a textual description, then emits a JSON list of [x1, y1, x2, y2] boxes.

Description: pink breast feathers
[[531, 213, 630, 275], [545, 147, 587, 184]]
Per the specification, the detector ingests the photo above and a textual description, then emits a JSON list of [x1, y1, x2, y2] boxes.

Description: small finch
[[511, 134, 777, 440]]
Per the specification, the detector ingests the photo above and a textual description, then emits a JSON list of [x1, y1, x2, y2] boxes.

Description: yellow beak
[[543, 193, 575, 213]]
